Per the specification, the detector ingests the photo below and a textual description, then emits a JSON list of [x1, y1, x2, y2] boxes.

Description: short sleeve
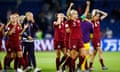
[[80, 15, 86, 21]]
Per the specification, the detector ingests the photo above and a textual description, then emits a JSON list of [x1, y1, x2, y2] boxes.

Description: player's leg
[[16, 45, 26, 71], [79, 47, 86, 71], [0, 43, 2, 71], [8, 52, 18, 71], [54, 41, 61, 72], [89, 40, 98, 70], [55, 49, 61, 72], [0, 61, 2, 71], [82, 43, 91, 70], [59, 41, 67, 66], [21, 43, 32, 72], [7, 57, 13, 69], [78, 43, 90, 71], [97, 47, 108, 70], [27, 42, 41, 72], [70, 49, 78, 72], [7, 49, 15, 69], [89, 49, 97, 70], [22, 44, 29, 68], [59, 47, 67, 66], [4, 47, 12, 70], [62, 41, 72, 72]]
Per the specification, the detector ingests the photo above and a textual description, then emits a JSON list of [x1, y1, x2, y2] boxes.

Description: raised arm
[[83, 1, 90, 17], [66, 2, 74, 17], [97, 9, 108, 20], [92, 9, 108, 20]]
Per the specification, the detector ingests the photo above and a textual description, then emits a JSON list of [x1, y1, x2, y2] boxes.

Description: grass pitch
[[0, 51, 120, 72]]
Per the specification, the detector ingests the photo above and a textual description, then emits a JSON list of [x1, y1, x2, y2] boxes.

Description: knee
[[5, 53, 11, 58], [71, 51, 77, 59], [17, 51, 23, 58], [11, 52, 16, 59], [56, 50, 61, 58]]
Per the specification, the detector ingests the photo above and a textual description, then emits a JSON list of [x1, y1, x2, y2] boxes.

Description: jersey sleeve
[[53, 21, 59, 29], [80, 15, 86, 21], [64, 21, 69, 29]]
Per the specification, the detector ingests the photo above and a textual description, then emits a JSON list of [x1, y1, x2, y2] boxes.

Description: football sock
[[59, 56, 67, 66], [56, 57, 60, 71], [100, 58, 105, 67]]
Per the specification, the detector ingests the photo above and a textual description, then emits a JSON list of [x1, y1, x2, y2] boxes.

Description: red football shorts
[[92, 38, 101, 49], [69, 39, 84, 50], [6, 41, 22, 53], [54, 40, 65, 49]]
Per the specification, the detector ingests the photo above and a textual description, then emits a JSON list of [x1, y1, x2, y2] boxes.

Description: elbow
[[105, 13, 108, 17], [103, 12, 108, 17]]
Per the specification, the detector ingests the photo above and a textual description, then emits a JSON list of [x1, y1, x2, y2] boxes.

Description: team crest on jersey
[[73, 22, 76, 27], [8, 27, 10, 31], [65, 24, 69, 28], [58, 25, 61, 29], [77, 20, 80, 23], [8, 48, 11, 52], [57, 45, 61, 48], [73, 45, 76, 48], [96, 21, 100, 24], [17, 26, 20, 29], [97, 43, 100, 46]]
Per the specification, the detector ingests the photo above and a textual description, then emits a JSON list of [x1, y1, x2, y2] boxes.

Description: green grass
[[0, 52, 120, 72]]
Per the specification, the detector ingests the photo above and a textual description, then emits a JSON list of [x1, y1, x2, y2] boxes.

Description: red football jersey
[[0, 25, 3, 40], [64, 20, 70, 41], [68, 18, 82, 40], [53, 21, 65, 41], [7, 24, 22, 44], [92, 19, 101, 39]]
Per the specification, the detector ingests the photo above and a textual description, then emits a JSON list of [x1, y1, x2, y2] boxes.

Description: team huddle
[[53, 0, 108, 72], [0, 0, 109, 72], [0, 12, 41, 72]]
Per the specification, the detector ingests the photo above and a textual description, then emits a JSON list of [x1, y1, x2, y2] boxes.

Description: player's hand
[[28, 36, 33, 40], [86, 1, 90, 5], [24, 24, 29, 29], [70, 2, 74, 7]]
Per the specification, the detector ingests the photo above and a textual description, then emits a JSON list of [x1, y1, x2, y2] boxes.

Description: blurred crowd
[[0, 0, 120, 38]]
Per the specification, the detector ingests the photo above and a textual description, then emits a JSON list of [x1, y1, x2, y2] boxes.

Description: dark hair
[[94, 11, 100, 17], [86, 13, 92, 19]]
